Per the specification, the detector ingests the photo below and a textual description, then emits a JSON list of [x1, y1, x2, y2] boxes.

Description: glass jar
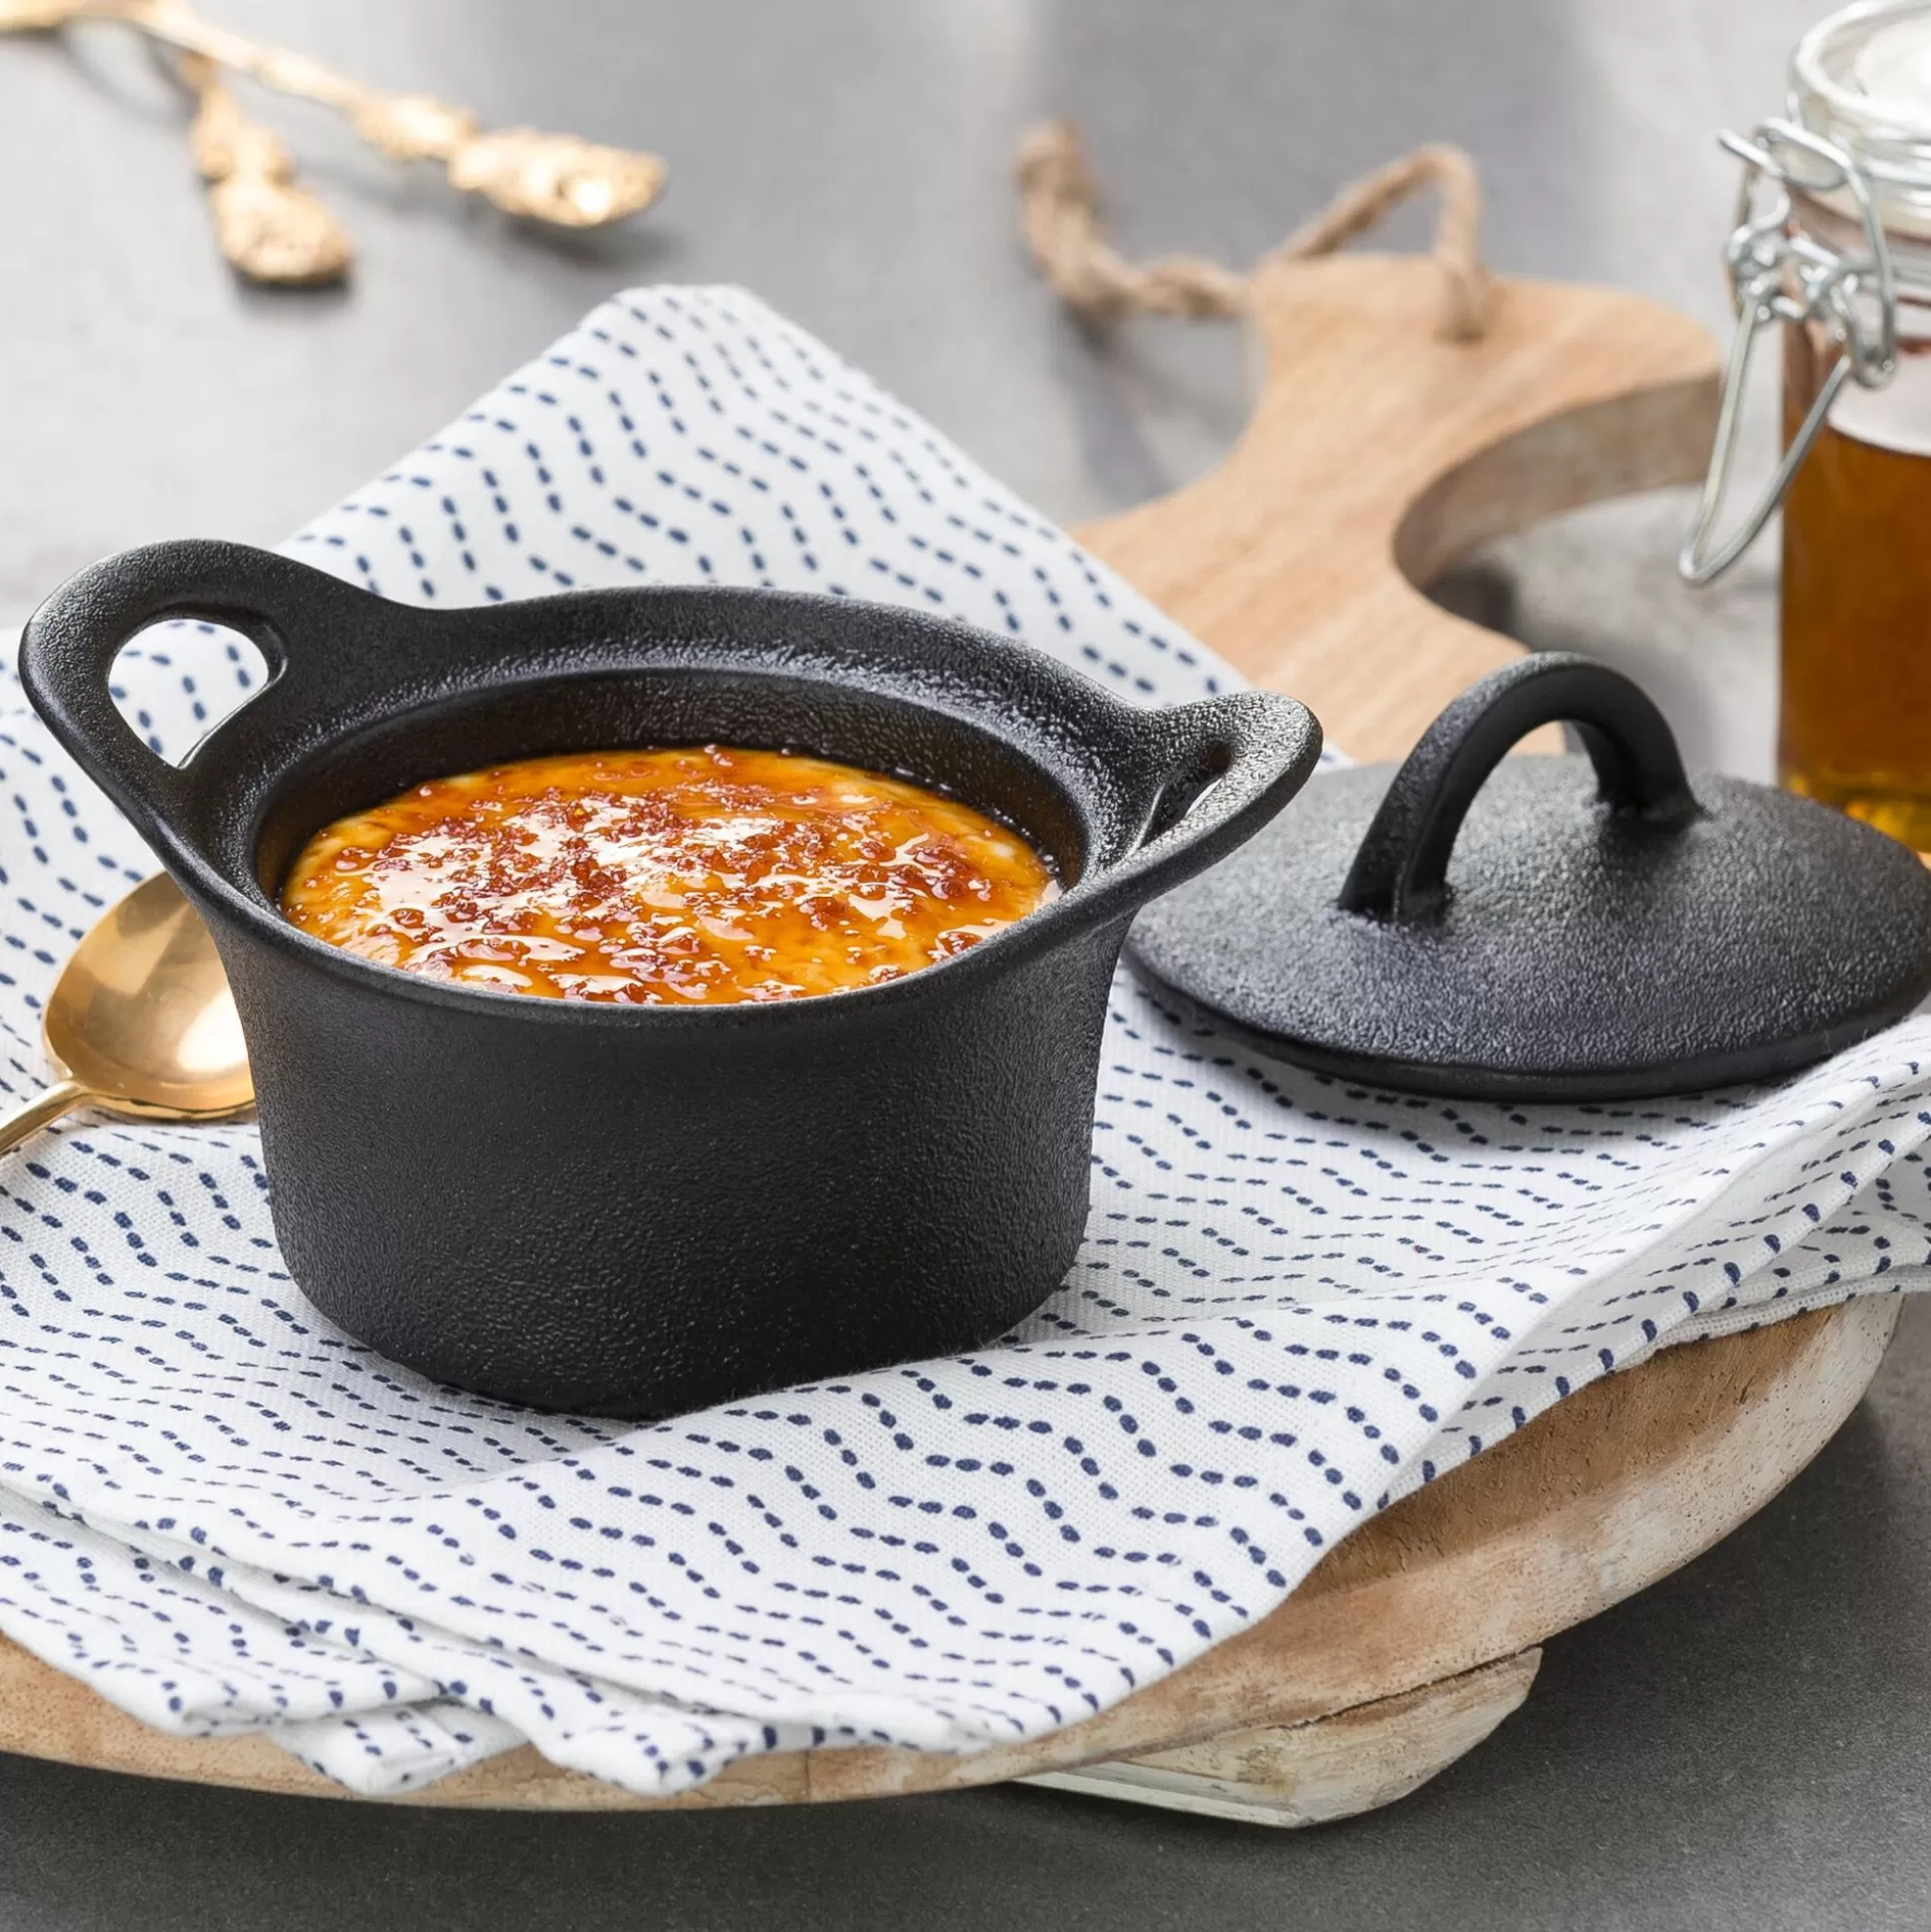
[[1684, 0, 1931, 845]]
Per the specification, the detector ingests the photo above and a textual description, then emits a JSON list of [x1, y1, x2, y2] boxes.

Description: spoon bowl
[[0, 873, 253, 1158]]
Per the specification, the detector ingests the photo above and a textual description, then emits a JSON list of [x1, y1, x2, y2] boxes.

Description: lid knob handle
[[1338, 653, 1700, 926]]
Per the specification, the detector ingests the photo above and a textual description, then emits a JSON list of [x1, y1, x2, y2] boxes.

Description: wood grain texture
[[0, 255, 1883, 1820], [1074, 254, 1719, 759], [1021, 1647, 1543, 1827]]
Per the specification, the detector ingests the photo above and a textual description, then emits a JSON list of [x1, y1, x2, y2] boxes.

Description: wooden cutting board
[[0, 253, 1892, 1824]]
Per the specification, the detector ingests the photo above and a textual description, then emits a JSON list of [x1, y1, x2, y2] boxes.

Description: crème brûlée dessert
[[278, 745, 1057, 1003]]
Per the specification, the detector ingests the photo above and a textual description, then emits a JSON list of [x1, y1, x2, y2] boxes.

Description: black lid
[[1127, 654, 1931, 1100]]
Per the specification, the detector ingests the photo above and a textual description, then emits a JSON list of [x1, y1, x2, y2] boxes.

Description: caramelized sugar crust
[[279, 746, 1055, 1004]]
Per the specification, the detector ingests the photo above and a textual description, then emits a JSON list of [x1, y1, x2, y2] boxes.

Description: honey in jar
[[1781, 322, 1931, 845]]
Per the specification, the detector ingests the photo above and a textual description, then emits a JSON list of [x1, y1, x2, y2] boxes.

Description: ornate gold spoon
[[3, 0, 668, 228], [181, 51, 352, 284], [0, 873, 252, 1158]]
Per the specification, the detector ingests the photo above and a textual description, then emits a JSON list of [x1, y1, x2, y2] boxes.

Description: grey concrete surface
[[1, 2, 1925, 1926]]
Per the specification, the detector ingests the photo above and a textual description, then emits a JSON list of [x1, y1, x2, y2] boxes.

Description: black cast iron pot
[[20, 540, 1321, 1416]]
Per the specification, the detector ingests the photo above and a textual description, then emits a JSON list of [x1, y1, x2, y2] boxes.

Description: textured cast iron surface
[[1130, 655, 1931, 1101], [18, 540, 1322, 1415]]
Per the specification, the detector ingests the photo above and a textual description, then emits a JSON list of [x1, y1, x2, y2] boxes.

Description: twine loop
[[1014, 120, 1493, 342]]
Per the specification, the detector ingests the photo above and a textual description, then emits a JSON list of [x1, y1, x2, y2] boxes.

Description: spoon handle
[[0, 1079, 94, 1158]]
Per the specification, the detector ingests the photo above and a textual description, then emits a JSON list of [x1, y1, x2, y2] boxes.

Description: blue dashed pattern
[[0, 286, 1924, 1798]]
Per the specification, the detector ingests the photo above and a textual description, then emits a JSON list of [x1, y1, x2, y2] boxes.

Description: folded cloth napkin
[[0, 286, 1927, 1799]]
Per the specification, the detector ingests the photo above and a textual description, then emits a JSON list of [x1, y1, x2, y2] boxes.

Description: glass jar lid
[[1792, 1, 1931, 237]]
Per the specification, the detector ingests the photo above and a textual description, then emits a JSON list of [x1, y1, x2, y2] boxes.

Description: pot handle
[[1338, 653, 1701, 925], [1082, 686, 1324, 923], [18, 539, 376, 841]]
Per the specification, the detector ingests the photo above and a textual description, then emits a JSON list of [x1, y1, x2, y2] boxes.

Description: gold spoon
[[180, 50, 353, 285], [0, 873, 253, 1158], [3, 0, 668, 229]]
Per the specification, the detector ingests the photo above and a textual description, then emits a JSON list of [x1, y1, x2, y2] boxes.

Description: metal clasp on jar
[[1679, 117, 1898, 584]]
